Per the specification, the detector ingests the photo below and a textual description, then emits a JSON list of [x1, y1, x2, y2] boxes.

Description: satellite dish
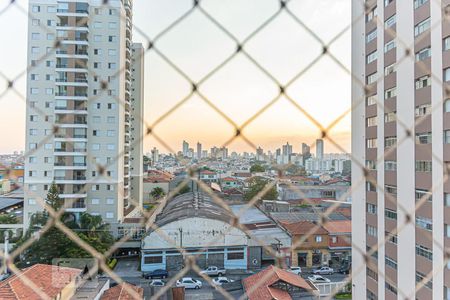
[[252, 259, 258, 266]]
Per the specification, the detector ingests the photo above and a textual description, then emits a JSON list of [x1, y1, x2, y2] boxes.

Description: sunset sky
[[0, 0, 351, 155]]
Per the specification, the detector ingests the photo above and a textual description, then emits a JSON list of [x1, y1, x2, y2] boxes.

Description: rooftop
[[100, 283, 143, 300], [323, 220, 351, 234], [270, 212, 348, 223], [280, 221, 328, 235]]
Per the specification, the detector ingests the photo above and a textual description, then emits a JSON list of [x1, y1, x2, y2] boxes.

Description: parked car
[[199, 266, 226, 276], [143, 269, 169, 279], [307, 275, 331, 283], [338, 264, 351, 274], [212, 277, 235, 286], [287, 266, 302, 275], [176, 277, 202, 289], [312, 266, 334, 275], [149, 279, 165, 287]]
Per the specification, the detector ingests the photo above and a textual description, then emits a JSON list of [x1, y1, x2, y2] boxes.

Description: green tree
[[285, 164, 306, 176], [0, 214, 18, 224], [250, 164, 265, 173], [244, 177, 278, 201], [15, 186, 114, 266], [150, 187, 166, 200]]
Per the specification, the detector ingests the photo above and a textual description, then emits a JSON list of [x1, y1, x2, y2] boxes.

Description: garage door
[[207, 253, 224, 268], [166, 255, 183, 271]]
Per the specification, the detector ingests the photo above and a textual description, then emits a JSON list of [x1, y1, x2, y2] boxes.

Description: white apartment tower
[[352, 0, 448, 299], [25, 0, 144, 231]]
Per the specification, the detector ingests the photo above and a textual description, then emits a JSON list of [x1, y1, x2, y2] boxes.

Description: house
[[242, 265, 317, 300], [0, 264, 81, 300], [220, 177, 242, 190], [143, 170, 174, 202], [199, 170, 218, 183], [280, 221, 329, 268], [323, 220, 352, 264], [100, 283, 144, 300]]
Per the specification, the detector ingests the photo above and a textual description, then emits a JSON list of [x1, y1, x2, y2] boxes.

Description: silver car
[[176, 277, 202, 289]]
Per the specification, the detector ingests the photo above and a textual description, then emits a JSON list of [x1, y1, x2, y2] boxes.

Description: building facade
[[352, 0, 447, 299], [25, 0, 143, 231]]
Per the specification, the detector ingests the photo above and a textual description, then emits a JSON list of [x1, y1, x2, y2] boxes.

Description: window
[[367, 203, 377, 214], [367, 225, 377, 237], [107, 144, 115, 150], [93, 22, 102, 29], [416, 271, 432, 289], [444, 36, 450, 51], [367, 51, 377, 64], [94, 62, 101, 69], [367, 138, 377, 148], [416, 216, 433, 231], [445, 130, 450, 144], [29, 143, 37, 150], [32, 19, 40, 26], [109, 9, 117, 15], [31, 47, 39, 54], [366, 160, 376, 170], [415, 160, 432, 172], [108, 63, 116, 69], [414, 0, 429, 9], [315, 236, 322, 243], [108, 103, 116, 110], [47, 33, 54, 40], [366, 95, 377, 106], [385, 14, 396, 28], [30, 88, 39, 95], [385, 136, 397, 148], [384, 111, 396, 123], [386, 232, 398, 244], [366, 29, 377, 43], [107, 185, 114, 191], [445, 68, 450, 82], [416, 189, 432, 202], [415, 18, 430, 36], [415, 76, 431, 89], [385, 185, 397, 196], [44, 143, 52, 150], [32, 5, 40, 12], [94, 49, 102, 55], [416, 132, 432, 144], [385, 208, 397, 220], [384, 87, 396, 99], [384, 39, 396, 53], [93, 116, 101, 123], [45, 88, 53, 95], [28, 198, 36, 205], [384, 0, 393, 6], [366, 116, 377, 127], [31, 74, 39, 81], [385, 282, 397, 295], [106, 212, 114, 219], [92, 185, 100, 191], [367, 73, 377, 84], [94, 8, 102, 15], [367, 268, 378, 281], [107, 117, 115, 123], [108, 22, 117, 29], [107, 130, 115, 137], [385, 160, 397, 171], [385, 256, 397, 270], [108, 49, 117, 56], [29, 129, 38, 136], [366, 181, 376, 192], [92, 199, 100, 205], [445, 99, 450, 112], [144, 256, 163, 264], [108, 36, 117, 42], [366, 6, 378, 22], [106, 198, 114, 205], [227, 252, 244, 260], [416, 47, 431, 61], [384, 63, 396, 76], [92, 144, 100, 151], [415, 104, 431, 116]]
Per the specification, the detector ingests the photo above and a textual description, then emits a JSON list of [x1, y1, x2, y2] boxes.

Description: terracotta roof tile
[[323, 220, 351, 234], [101, 283, 143, 300], [0, 264, 80, 300]]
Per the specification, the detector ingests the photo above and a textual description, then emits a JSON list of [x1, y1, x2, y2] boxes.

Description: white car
[[288, 266, 302, 275], [312, 266, 334, 275], [176, 277, 202, 289], [211, 277, 234, 286], [149, 279, 165, 287], [307, 275, 331, 283]]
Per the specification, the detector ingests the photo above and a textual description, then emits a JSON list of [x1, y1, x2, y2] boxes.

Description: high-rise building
[[24, 0, 143, 231], [182, 140, 189, 157], [151, 147, 159, 165], [315, 139, 324, 160], [352, 1, 446, 299], [197, 142, 202, 160]]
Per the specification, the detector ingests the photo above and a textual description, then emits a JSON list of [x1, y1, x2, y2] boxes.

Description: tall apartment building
[[316, 138, 324, 160], [352, 0, 448, 299], [24, 0, 144, 232]]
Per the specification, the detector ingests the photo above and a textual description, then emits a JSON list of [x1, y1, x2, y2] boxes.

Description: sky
[[0, 0, 351, 155]]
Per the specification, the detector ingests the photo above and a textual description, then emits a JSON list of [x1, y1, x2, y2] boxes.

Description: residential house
[[323, 220, 352, 265]]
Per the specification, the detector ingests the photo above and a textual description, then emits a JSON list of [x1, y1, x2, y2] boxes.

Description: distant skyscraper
[[256, 147, 264, 161], [151, 147, 159, 165], [24, 0, 143, 231], [197, 142, 202, 160], [316, 139, 324, 160], [302, 143, 311, 157], [182, 140, 189, 157]]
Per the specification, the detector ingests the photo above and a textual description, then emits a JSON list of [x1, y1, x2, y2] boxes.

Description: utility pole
[[179, 228, 183, 248]]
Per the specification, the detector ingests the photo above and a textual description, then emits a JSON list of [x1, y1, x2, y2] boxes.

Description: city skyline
[[0, 0, 351, 154]]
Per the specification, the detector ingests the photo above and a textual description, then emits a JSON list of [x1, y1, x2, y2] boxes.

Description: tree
[[250, 164, 265, 173], [15, 186, 114, 266], [150, 187, 165, 200], [285, 164, 306, 176], [0, 214, 18, 225], [244, 177, 278, 201]]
